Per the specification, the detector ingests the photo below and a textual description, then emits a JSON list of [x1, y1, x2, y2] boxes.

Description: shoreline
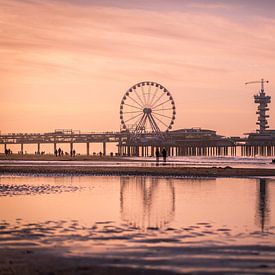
[[1, 165, 275, 177]]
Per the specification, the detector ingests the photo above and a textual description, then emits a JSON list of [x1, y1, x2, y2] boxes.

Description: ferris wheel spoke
[[127, 95, 144, 109], [152, 114, 169, 128], [132, 113, 145, 126], [147, 84, 152, 106], [149, 87, 158, 106], [133, 89, 145, 106], [123, 110, 143, 114], [151, 91, 166, 108], [124, 113, 143, 123], [123, 103, 143, 110], [153, 107, 173, 112], [141, 86, 147, 105], [148, 86, 159, 106], [152, 112, 173, 120], [152, 99, 171, 110]]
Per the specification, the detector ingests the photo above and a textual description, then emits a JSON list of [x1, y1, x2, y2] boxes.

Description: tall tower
[[246, 79, 271, 133]]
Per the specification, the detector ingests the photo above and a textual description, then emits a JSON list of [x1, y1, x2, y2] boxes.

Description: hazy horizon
[[1, 0, 275, 136]]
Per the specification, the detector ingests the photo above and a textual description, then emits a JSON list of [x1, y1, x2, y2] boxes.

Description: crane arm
[[245, 79, 269, 91]]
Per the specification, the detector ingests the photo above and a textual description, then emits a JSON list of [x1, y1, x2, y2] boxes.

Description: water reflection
[[120, 177, 175, 229], [256, 178, 270, 232]]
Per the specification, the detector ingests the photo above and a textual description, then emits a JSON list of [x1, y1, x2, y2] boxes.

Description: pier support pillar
[[4, 143, 7, 153], [103, 142, 106, 156], [86, 142, 90, 156], [21, 143, 24, 154], [54, 143, 57, 154], [70, 142, 73, 155], [37, 143, 40, 154]]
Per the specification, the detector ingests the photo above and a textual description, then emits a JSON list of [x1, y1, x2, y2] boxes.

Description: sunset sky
[[1, 0, 275, 136]]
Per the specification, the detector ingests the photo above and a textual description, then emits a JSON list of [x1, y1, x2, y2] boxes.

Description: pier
[[1, 79, 275, 157], [1, 128, 275, 157]]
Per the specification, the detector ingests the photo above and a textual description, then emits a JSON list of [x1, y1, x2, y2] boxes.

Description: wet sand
[[1, 245, 275, 275], [1, 164, 275, 177], [0, 248, 178, 275], [1, 216, 275, 274]]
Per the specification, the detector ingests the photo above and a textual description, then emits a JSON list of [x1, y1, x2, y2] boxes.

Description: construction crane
[[245, 79, 270, 133], [245, 78, 269, 92]]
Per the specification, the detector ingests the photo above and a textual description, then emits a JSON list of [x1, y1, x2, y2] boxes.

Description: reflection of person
[[162, 148, 167, 162], [155, 148, 160, 162]]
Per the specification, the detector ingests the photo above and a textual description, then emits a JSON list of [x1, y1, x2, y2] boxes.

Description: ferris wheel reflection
[[120, 177, 175, 229]]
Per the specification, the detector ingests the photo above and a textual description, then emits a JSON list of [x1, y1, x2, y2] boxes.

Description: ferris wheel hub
[[143, 108, 152, 114]]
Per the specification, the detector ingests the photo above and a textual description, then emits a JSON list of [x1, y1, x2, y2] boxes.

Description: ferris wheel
[[120, 81, 176, 133]]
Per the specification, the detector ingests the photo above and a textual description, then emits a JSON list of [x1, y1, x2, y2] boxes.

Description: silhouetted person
[[70, 150, 73, 157], [162, 148, 167, 163], [73, 150, 76, 157], [155, 148, 160, 163], [58, 148, 61, 157], [55, 149, 58, 157]]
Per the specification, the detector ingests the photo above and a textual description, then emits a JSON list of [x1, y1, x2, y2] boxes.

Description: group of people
[[4, 148, 12, 156], [54, 148, 76, 157], [155, 147, 167, 163]]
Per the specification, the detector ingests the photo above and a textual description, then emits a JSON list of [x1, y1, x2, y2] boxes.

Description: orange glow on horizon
[[1, 0, 275, 136]]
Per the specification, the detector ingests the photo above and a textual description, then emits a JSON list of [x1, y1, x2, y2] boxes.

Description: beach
[[1, 153, 275, 177], [1, 157, 275, 274]]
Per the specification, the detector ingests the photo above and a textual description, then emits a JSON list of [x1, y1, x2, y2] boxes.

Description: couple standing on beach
[[155, 147, 167, 163]]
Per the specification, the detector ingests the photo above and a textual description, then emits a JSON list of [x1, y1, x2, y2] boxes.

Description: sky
[[1, 0, 275, 136]]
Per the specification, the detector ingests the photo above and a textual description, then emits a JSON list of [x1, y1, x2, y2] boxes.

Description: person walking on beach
[[162, 147, 167, 163], [155, 148, 160, 163]]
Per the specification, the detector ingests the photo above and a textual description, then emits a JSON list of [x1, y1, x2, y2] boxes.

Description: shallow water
[[0, 175, 275, 272], [1, 155, 275, 168]]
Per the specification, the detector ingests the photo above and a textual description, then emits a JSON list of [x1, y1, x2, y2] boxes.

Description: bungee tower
[[246, 79, 271, 133]]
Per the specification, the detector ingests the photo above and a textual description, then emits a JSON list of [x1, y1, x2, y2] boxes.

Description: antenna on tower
[[245, 79, 271, 134]]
